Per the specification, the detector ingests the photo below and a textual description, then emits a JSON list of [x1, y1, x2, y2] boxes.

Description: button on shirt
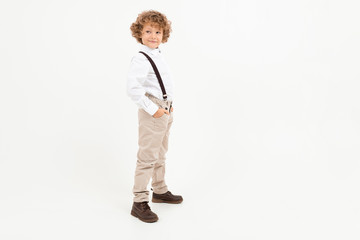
[[127, 45, 174, 116]]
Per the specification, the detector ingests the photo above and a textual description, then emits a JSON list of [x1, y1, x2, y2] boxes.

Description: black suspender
[[139, 51, 167, 100]]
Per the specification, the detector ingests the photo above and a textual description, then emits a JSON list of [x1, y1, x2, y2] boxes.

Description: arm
[[127, 54, 159, 116]]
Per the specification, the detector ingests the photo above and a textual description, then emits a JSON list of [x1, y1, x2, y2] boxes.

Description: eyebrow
[[144, 29, 162, 32]]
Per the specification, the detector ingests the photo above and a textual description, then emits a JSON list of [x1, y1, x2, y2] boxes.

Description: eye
[[156, 31, 161, 34], [146, 30, 151, 34]]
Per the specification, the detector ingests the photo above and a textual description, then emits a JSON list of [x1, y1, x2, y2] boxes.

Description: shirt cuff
[[143, 102, 159, 116]]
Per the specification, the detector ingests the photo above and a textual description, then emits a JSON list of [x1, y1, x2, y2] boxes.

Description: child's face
[[141, 23, 163, 49]]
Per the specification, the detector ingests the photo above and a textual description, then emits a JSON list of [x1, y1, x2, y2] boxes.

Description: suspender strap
[[139, 51, 167, 100]]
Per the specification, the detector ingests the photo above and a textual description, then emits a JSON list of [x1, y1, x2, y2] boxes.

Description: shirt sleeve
[[127, 54, 159, 116]]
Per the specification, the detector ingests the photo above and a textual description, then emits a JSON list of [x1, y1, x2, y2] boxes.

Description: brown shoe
[[131, 201, 158, 223], [152, 191, 183, 204]]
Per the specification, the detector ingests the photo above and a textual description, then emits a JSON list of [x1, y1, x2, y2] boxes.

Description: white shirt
[[127, 44, 173, 116]]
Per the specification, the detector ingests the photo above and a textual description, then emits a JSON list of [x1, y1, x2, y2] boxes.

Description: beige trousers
[[133, 93, 173, 202]]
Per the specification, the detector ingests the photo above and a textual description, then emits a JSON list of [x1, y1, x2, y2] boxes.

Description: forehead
[[143, 22, 162, 30]]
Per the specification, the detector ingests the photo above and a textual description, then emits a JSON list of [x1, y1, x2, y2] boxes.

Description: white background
[[1, 0, 359, 239]]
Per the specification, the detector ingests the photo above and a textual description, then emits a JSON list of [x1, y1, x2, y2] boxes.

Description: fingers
[[153, 108, 170, 118], [159, 109, 169, 117], [153, 109, 169, 118]]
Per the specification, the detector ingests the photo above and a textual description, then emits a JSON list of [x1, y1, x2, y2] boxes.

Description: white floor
[[1, 155, 359, 240]]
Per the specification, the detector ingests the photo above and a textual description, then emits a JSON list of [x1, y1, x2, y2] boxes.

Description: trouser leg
[[151, 113, 173, 194], [133, 108, 168, 202]]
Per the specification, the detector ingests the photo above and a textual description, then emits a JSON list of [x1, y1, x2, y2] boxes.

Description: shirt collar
[[140, 44, 161, 56]]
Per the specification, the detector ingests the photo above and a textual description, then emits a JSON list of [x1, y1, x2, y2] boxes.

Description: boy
[[127, 10, 183, 223]]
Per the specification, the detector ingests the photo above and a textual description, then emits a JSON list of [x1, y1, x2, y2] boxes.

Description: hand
[[171, 107, 174, 112], [153, 108, 170, 118]]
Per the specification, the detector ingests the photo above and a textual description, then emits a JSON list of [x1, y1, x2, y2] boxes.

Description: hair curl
[[130, 10, 172, 44]]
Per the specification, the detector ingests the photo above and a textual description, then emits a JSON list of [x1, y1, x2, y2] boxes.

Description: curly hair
[[130, 10, 172, 44]]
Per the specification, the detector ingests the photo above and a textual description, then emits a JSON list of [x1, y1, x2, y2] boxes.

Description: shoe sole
[[131, 210, 158, 223], [152, 198, 183, 204]]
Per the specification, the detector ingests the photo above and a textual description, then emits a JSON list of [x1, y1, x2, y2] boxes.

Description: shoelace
[[140, 202, 151, 211]]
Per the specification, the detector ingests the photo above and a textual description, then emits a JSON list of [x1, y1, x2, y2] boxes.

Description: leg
[[151, 113, 173, 194], [133, 109, 167, 202]]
